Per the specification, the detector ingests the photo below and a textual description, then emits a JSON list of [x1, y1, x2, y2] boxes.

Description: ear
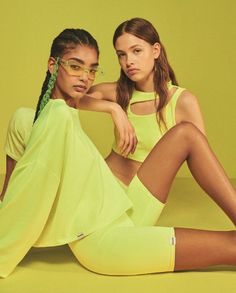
[[153, 42, 161, 59], [48, 57, 57, 74]]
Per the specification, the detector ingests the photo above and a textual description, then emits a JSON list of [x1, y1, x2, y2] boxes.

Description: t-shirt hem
[[4, 147, 21, 161]]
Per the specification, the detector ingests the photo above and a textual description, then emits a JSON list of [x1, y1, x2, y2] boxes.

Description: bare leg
[[174, 228, 236, 270], [0, 155, 16, 201], [137, 122, 236, 225]]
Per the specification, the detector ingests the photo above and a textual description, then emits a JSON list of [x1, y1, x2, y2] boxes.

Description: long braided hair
[[113, 18, 178, 129], [34, 29, 99, 123]]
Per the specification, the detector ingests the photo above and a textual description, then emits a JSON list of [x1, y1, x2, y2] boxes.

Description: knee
[[227, 231, 236, 264], [173, 121, 202, 144]]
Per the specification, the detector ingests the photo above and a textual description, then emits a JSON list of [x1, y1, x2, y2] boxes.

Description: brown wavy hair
[[113, 18, 178, 129]]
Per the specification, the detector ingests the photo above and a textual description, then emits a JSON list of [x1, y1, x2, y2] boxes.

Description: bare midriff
[[105, 150, 142, 186]]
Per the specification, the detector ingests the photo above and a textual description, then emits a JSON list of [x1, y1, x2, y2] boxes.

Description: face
[[48, 45, 99, 102], [115, 33, 160, 88]]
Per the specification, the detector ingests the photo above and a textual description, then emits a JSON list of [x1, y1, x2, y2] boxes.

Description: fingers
[[131, 134, 138, 154], [120, 134, 132, 157], [111, 108, 138, 157], [117, 127, 138, 158]]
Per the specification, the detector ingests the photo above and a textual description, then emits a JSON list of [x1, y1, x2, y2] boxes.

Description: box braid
[[33, 29, 99, 123]]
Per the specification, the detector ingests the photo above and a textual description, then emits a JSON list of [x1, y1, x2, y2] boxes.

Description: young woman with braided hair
[[1, 25, 236, 278]]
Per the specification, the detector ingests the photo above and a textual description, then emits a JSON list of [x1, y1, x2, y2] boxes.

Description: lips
[[73, 85, 87, 92], [126, 68, 139, 76]]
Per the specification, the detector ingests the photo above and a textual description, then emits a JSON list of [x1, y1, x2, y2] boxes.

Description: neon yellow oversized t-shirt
[[5, 107, 35, 161], [0, 99, 132, 278]]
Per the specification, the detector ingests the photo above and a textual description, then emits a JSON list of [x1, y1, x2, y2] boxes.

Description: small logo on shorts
[[171, 236, 176, 246], [77, 233, 85, 240]]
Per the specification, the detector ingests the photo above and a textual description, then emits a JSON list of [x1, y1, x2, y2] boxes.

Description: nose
[[126, 54, 134, 68], [78, 70, 89, 82]]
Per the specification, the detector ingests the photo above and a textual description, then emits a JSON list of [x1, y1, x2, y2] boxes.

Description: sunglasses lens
[[60, 59, 102, 80]]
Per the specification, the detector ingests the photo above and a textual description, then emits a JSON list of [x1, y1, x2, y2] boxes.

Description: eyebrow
[[116, 44, 142, 53], [69, 57, 99, 67]]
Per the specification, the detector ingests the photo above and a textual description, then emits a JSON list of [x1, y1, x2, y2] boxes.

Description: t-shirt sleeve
[[4, 108, 35, 161]]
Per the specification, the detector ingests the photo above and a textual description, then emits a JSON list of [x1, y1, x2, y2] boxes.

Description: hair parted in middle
[[113, 17, 178, 129], [34, 28, 99, 123]]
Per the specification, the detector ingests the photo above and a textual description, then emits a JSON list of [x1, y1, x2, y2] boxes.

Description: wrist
[[109, 102, 122, 115]]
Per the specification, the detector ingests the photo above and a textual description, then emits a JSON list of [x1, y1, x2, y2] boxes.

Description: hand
[[110, 104, 138, 157]]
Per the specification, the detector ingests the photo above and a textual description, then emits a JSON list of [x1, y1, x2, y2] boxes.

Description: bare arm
[[87, 82, 117, 101], [0, 155, 17, 201], [77, 82, 137, 156], [175, 90, 206, 135], [77, 94, 119, 113], [76, 81, 119, 115]]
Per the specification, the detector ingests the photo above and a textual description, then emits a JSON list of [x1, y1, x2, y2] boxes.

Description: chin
[[76, 94, 85, 99], [128, 75, 143, 83], [72, 92, 86, 99]]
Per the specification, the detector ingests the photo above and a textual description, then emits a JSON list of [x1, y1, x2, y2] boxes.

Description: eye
[[117, 52, 125, 59], [69, 63, 82, 71], [89, 68, 97, 74], [89, 69, 98, 77], [133, 48, 142, 54]]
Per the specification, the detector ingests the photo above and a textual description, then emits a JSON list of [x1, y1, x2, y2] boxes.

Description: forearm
[[77, 95, 121, 115], [77, 95, 137, 156]]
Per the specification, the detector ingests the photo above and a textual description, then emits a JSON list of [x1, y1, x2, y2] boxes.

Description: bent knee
[[173, 121, 202, 143], [175, 121, 198, 132]]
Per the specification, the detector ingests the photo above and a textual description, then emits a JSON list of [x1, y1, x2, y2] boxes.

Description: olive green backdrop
[[0, 0, 235, 177]]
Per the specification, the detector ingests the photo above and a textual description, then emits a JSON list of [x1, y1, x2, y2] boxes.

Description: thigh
[[126, 175, 165, 226], [69, 214, 175, 275]]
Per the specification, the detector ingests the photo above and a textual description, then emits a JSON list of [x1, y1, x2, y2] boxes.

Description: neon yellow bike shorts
[[69, 175, 175, 275], [116, 175, 165, 226], [69, 213, 175, 275]]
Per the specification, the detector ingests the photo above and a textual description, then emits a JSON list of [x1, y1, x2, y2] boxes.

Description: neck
[[134, 71, 155, 92], [65, 98, 77, 108], [52, 93, 77, 109]]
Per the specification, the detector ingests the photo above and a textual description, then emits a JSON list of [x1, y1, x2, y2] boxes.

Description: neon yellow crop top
[[112, 85, 185, 162]]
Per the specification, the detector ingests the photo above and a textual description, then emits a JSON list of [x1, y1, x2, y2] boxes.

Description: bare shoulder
[[176, 89, 206, 134], [88, 82, 117, 101], [177, 89, 200, 110]]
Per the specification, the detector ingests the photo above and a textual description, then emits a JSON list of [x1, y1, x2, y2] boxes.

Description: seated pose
[[1, 18, 235, 228], [1, 18, 205, 201], [1, 27, 236, 279]]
